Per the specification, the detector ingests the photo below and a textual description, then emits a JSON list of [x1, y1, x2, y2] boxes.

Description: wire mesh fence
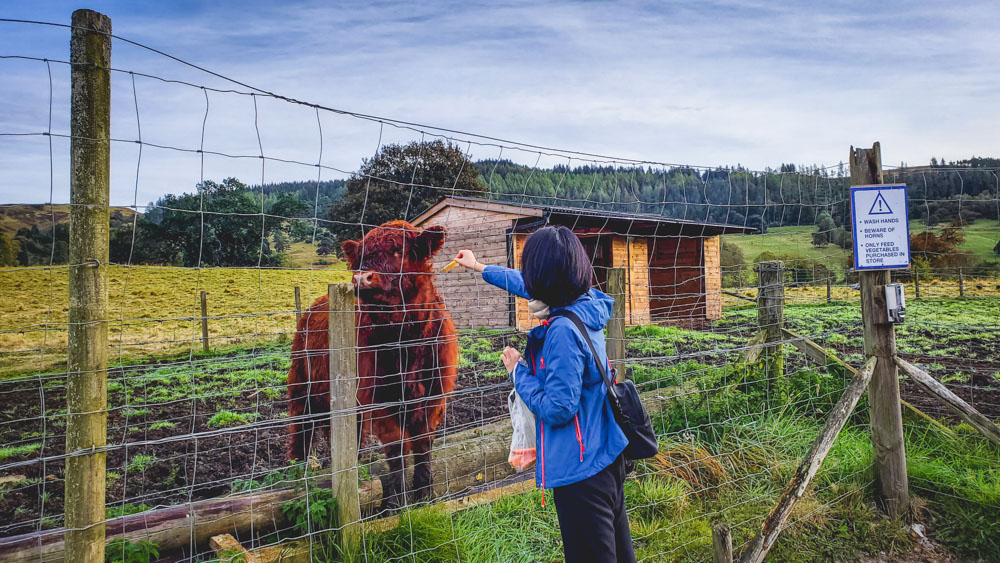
[[1, 12, 999, 563]]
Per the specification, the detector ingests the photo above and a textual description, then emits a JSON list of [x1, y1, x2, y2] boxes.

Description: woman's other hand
[[501, 347, 522, 373], [454, 250, 485, 272]]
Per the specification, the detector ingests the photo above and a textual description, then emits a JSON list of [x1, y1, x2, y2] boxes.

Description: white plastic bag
[[507, 369, 537, 471]]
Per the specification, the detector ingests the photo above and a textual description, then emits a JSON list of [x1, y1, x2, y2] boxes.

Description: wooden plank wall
[[703, 236, 722, 320], [511, 234, 541, 331], [422, 207, 523, 330], [648, 236, 705, 320], [628, 238, 651, 324]]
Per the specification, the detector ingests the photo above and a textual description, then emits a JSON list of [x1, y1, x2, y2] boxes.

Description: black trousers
[[552, 454, 636, 563]]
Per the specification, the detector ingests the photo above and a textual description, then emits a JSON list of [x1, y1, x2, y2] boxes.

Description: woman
[[454, 225, 636, 563]]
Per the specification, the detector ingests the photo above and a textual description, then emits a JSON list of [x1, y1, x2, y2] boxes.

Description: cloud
[[1, 0, 998, 204]]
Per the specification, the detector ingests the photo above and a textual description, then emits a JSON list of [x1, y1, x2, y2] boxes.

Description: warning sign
[[851, 184, 910, 270]]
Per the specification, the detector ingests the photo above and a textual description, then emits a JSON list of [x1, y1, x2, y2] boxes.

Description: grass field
[[0, 264, 350, 378], [723, 218, 1000, 275]]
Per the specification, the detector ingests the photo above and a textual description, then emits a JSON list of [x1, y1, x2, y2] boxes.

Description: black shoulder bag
[[553, 311, 658, 460]]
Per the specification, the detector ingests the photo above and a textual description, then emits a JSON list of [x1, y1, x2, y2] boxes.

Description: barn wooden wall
[[648, 236, 705, 319], [421, 207, 524, 330]]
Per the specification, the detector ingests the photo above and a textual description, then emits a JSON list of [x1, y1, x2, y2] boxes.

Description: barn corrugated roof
[[413, 196, 756, 235]]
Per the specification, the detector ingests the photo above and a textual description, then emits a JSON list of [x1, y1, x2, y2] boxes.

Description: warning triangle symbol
[[869, 191, 893, 215]]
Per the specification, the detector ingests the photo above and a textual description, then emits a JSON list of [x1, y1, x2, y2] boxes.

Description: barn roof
[[412, 196, 756, 236]]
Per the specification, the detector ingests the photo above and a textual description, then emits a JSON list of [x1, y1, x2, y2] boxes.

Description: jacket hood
[[551, 288, 613, 330]]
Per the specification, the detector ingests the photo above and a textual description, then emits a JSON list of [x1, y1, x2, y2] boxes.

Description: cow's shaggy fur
[[287, 220, 458, 511]]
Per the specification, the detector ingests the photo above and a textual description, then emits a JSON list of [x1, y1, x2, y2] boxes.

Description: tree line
[[2, 142, 996, 268]]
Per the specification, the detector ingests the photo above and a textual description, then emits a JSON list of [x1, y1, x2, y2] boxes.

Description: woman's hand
[[501, 347, 522, 373], [454, 250, 485, 272]]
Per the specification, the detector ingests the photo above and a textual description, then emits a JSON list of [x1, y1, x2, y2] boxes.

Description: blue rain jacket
[[482, 266, 628, 489]]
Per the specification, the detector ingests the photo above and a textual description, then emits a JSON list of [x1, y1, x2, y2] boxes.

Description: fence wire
[[0, 17, 999, 563]]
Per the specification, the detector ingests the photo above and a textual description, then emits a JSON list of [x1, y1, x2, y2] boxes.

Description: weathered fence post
[[958, 269, 965, 297], [294, 286, 302, 323], [826, 276, 832, 303], [712, 523, 733, 563], [849, 143, 909, 518], [913, 269, 920, 299], [755, 261, 784, 401], [200, 290, 210, 353], [606, 268, 626, 382], [65, 9, 111, 563], [328, 284, 360, 552]]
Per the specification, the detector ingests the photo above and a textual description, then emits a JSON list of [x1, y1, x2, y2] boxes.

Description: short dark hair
[[521, 225, 592, 307]]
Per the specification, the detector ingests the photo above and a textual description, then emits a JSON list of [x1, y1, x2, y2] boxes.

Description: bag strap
[[550, 311, 628, 423]]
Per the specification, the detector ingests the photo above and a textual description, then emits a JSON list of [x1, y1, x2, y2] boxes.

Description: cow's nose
[[353, 271, 374, 288]]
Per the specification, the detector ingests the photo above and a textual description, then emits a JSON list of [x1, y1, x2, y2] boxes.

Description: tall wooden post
[[850, 143, 909, 518], [913, 270, 920, 299], [756, 261, 785, 402], [66, 9, 111, 563], [958, 269, 965, 297], [606, 268, 626, 383], [826, 276, 832, 303], [328, 284, 360, 552], [200, 291, 210, 353], [294, 286, 302, 323]]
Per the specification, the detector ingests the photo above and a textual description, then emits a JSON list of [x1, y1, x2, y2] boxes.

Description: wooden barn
[[412, 197, 754, 331]]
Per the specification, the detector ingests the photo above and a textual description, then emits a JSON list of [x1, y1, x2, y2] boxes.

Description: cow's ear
[[408, 225, 446, 261], [341, 240, 361, 269]]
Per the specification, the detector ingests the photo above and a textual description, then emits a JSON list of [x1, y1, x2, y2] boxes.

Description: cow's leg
[[374, 411, 404, 513], [411, 434, 433, 504], [288, 389, 314, 462]]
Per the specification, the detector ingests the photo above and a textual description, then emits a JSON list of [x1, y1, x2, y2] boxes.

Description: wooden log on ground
[[2, 381, 694, 562], [0, 418, 514, 562], [738, 357, 877, 563], [895, 356, 1000, 448]]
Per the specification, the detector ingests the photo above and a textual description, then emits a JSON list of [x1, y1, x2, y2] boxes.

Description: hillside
[[0, 204, 136, 237]]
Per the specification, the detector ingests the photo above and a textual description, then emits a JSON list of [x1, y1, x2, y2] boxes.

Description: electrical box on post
[[885, 283, 905, 323]]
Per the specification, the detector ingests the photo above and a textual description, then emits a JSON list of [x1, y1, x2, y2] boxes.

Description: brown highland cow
[[287, 220, 458, 512]]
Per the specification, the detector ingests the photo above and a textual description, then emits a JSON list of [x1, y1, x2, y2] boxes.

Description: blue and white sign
[[850, 184, 910, 270]]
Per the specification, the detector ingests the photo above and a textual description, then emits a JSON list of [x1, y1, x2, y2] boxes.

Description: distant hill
[[0, 204, 136, 237]]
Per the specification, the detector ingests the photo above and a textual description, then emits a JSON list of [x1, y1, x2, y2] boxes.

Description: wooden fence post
[[65, 9, 111, 563], [958, 269, 964, 297], [826, 276, 832, 303], [328, 284, 360, 552], [712, 523, 733, 563], [849, 143, 909, 518], [294, 286, 302, 324], [606, 268, 626, 383], [755, 261, 784, 402], [913, 269, 920, 299], [200, 291, 210, 353]]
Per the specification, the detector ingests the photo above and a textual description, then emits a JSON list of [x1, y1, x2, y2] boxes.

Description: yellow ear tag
[[440, 260, 458, 273]]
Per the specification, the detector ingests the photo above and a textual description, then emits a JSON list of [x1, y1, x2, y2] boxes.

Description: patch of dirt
[[0, 353, 512, 539]]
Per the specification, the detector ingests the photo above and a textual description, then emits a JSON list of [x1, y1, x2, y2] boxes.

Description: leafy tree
[[0, 231, 19, 266], [812, 211, 837, 247], [316, 232, 338, 256], [111, 178, 284, 267], [327, 140, 486, 246], [720, 240, 749, 287], [910, 227, 969, 269], [273, 231, 291, 253]]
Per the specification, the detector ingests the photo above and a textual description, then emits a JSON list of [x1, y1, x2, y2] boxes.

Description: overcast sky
[[1, 0, 998, 206]]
